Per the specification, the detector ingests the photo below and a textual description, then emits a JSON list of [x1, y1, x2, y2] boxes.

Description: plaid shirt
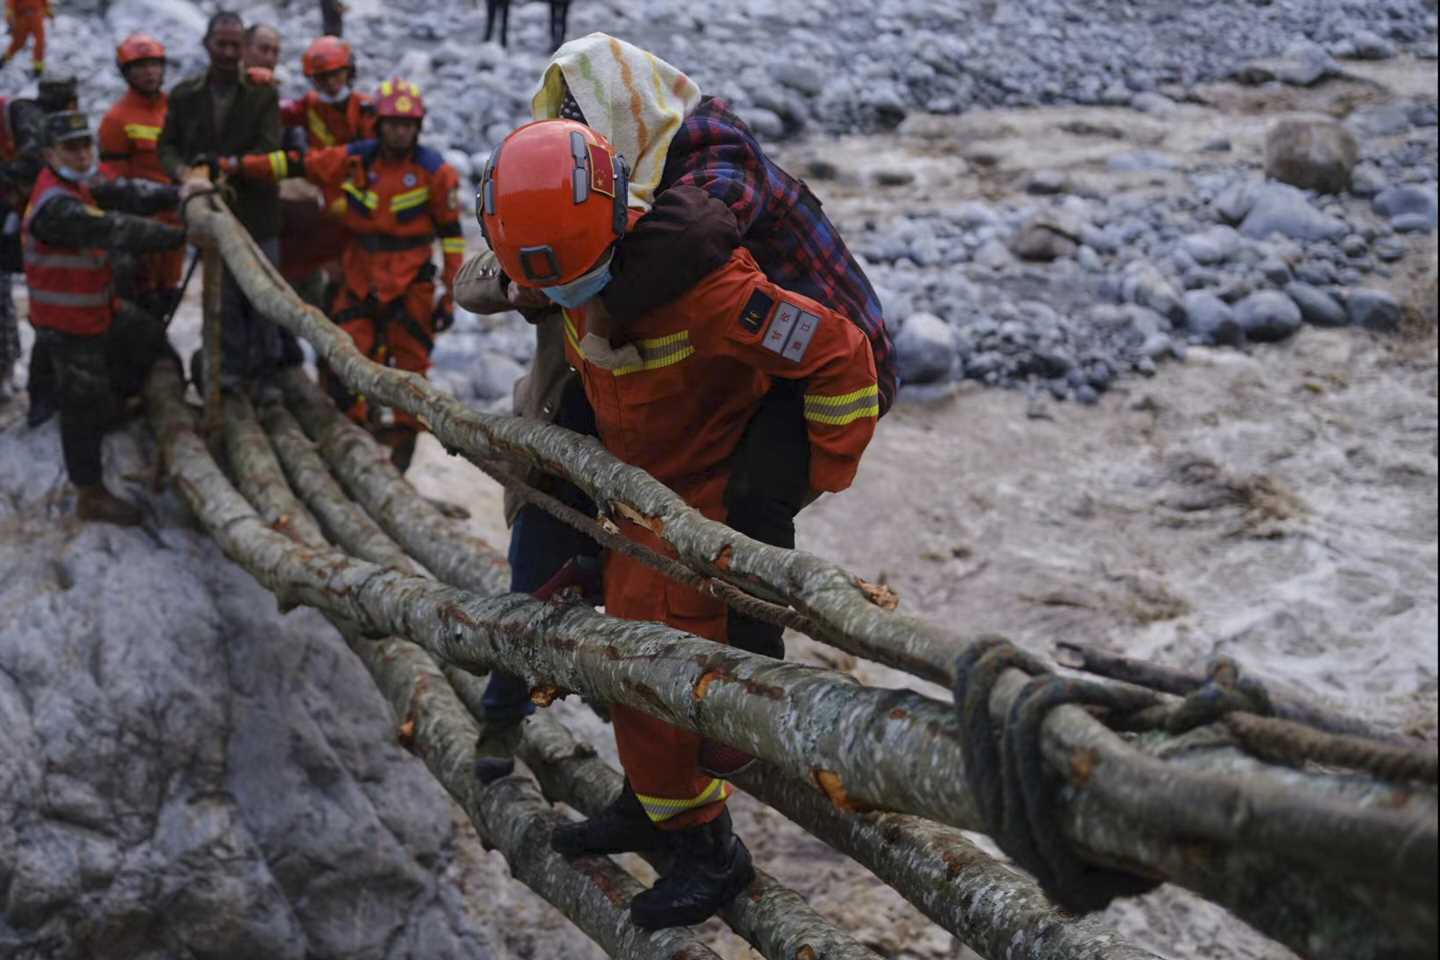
[[661, 98, 897, 414]]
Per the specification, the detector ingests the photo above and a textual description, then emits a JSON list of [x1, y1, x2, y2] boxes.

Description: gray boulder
[[1352, 30, 1396, 61], [1121, 261, 1185, 322], [1285, 282, 1349, 327], [1346, 289, 1403, 332], [1182, 291, 1242, 345], [1235, 291, 1303, 341], [1392, 213, 1435, 234], [895, 311, 958, 384], [1372, 185, 1438, 226], [1239, 184, 1348, 242], [1181, 225, 1241, 265], [1215, 180, 1260, 223], [1346, 103, 1414, 138], [1264, 119, 1358, 194], [1349, 162, 1387, 197], [1009, 211, 1084, 262], [1276, 40, 1340, 87]]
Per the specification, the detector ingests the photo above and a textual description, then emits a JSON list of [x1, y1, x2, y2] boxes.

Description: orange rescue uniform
[[241, 140, 464, 428], [98, 89, 183, 295], [3, 0, 47, 74], [563, 245, 879, 830], [276, 92, 375, 282]]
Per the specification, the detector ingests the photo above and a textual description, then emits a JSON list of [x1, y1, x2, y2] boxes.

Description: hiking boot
[[551, 781, 675, 858], [629, 807, 755, 930], [76, 485, 142, 527], [472, 715, 524, 784], [699, 739, 757, 779]]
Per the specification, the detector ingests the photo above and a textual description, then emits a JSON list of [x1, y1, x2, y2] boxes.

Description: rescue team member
[[1, 0, 49, 77], [159, 11, 295, 394], [23, 111, 190, 524], [478, 119, 880, 930], [221, 79, 464, 471], [3, 75, 78, 427], [456, 33, 895, 782], [274, 36, 373, 290], [99, 33, 184, 317]]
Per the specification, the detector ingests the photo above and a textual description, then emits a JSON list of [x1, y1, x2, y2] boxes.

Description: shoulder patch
[[738, 289, 774, 334], [761, 300, 821, 363], [413, 145, 444, 175]]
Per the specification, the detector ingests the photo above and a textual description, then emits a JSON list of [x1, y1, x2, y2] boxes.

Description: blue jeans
[[482, 376, 599, 724]]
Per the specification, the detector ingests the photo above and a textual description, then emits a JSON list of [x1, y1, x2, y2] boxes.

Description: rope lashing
[[952, 637, 1163, 913]]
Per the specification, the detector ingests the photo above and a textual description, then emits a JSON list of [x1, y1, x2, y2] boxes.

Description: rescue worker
[[1, 0, 49, 77], [23, 111, 190, 524], [3, 75, 78, 427], [479, 119, 880, 930], [457, 34, 894, 782], [159, 10, 294, 394], [99, 33, 184, 318], [0, 91, 23, 402], [220, 79, 464, 471], [274, 36, 373, 293]]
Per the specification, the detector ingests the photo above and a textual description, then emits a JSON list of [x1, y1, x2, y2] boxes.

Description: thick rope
[[953, 637, 1163, 912]]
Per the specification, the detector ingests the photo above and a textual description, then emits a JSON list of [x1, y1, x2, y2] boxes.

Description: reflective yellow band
[[307, 109, 336, 147], [268, 150, 288, 180], [614, 330, 693, 376], [441, 237, 465, 254], [342, 182, 378, 210], [634, 779, 731, 823], [804, 384, 880, 426], [123, 123, 161, 143], [390, 186, 431, 212]]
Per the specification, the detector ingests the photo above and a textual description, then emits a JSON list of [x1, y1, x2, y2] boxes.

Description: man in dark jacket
[[159, 10, 296, 392], [24, 111, 189, 525]]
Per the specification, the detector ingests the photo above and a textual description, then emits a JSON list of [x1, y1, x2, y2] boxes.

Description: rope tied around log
[[951, 637, 1164, 913]]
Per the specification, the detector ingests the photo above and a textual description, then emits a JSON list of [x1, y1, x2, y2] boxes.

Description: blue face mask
[[542, 256, 613, 309], [55, 160, 98, 183]]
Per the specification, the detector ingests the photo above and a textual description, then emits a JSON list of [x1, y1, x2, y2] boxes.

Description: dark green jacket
[[158, 71, 281, 241]]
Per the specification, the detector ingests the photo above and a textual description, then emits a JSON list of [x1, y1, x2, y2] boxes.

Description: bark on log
[[512, 707, 1159, 960], [444, 675, 892, 960], [201, 241, 224, 455], [149, 360, 719, 959], [278, 367, 508, 598], [222, 391, 328, 551], [146, 367, 1440, 960], [260, 400, 424, 575]]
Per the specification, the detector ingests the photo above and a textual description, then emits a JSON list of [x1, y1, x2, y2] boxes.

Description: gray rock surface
[[1235, 290, 1304, 341], [1264, 119, 1358, 194], [895, 311, 958, 384], [1285, 282, 1349, 327], [1182, 291, 1242, 345], [0, 425, 496, 960], [1181, 226, 1242, 265], [1373, 185, 1439, 225], [1346, 289, 1404, 331], [1239, 184, 1349, 242]]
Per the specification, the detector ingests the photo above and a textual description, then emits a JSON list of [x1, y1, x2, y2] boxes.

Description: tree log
[[278, 367, 508, 598]]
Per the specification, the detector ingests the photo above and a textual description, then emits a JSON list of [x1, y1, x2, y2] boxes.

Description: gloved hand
[[532, 555, 604, 606], [432, 298, 454, 332]]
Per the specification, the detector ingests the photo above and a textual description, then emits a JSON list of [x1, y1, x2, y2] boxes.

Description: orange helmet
[[478, 120, 629, 286], [116, 33, 167, 70], [302, 36, 354, 78], [374, 79, 426, 121]]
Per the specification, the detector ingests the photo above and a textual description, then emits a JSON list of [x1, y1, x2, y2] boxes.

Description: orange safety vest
[[98, 89, 171, 185], [22, 167, 114, 335]]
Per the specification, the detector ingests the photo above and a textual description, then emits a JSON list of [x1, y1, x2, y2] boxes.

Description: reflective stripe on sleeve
[[123, 123, 161, 143], [268, 150, 289, 180], [804, 384, 880, 426], [441, 237, 465, 254]]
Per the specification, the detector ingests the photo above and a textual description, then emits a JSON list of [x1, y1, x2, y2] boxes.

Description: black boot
[[551, 781, 674, 857], [629, 807, 755, 930]]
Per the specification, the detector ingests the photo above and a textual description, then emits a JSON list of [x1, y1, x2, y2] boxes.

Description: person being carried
[[456, 32, 895, 783], [478, 118, 880, 930], [99, 33, 185, 320], [23, 111, 191, 524], [221, 79, 464, 471], [1, 0, 50, 77]]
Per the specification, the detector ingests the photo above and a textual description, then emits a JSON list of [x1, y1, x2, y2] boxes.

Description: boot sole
[[629, 859, 757, 930]]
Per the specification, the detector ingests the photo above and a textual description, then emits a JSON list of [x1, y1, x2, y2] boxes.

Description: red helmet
[[374, 79, 425, 121], [116, 33, 166, 70], [302, 36, 354, 78], [478, 120, 629, 287]]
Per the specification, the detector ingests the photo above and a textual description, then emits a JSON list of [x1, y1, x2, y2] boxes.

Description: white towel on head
[[531, 33, 702, 214]]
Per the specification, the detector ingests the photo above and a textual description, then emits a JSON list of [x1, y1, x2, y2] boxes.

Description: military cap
[[45, 112, 92, 147]]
